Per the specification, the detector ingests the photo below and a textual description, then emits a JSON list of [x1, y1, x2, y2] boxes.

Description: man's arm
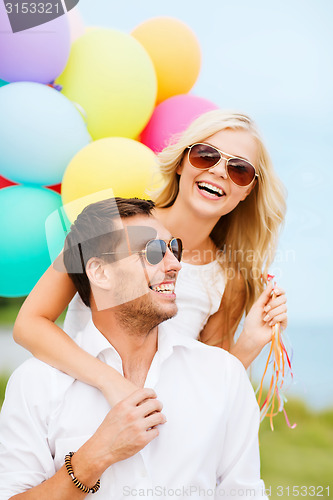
[[10, 388, 165, 500], [0, 364, 165, 500], [215, 356, 268, 499]]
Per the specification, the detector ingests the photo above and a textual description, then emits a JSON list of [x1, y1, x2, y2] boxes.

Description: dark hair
[[63, 197, 155, 307]]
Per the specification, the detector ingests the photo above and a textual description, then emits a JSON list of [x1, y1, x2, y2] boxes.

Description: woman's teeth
[[197, 182, 224, 197], [152, 283, 175, 293]]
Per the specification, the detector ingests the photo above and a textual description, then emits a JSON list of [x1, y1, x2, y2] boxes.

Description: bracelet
[[65, 452, 101, 494]]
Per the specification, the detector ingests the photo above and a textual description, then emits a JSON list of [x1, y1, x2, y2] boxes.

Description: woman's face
[[176, 128, 259, 220]]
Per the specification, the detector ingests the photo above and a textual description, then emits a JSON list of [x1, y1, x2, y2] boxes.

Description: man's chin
[[158, 303, 178, 324]]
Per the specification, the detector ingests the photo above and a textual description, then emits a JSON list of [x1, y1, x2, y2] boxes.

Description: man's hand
[[100, 372, 140, 407], [72, 388, 166, 483]]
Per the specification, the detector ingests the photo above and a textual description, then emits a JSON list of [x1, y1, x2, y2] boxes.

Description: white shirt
[[64, 260, 226, 340], [0, 320, 267, 499]]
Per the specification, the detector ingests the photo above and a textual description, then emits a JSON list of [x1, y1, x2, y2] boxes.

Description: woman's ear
[[240, 178, 257, 201], [86, 257, 111, 290], [176, 160, 184, 175]]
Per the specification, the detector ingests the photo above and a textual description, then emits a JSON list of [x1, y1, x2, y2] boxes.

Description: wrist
[[65, 452, 100, 494], [73, 439, 113, 482], [241, 326, 267, 351], [94, 362, 116, 395]]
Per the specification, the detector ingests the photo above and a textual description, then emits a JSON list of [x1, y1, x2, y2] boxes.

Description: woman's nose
[[208, 158, 228, 179]]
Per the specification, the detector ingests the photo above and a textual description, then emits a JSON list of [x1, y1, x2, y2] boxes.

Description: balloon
[[57, 28, 157, 140], [141, 94, 218, 153], [0, 82, 91, 185], [0, 186, 66, 297], [47, 184, 62, 194], [0, 2, 70, 83], [62, 138, 158, 221], [132, 17, 201, 104], [0, 78, 8, 88], [67, 8, 85, 43], [0, 175, 17, 190]]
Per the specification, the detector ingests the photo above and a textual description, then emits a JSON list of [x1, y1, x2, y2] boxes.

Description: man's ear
[[86, 257, 111, 291], [240, 178, 257, 201]]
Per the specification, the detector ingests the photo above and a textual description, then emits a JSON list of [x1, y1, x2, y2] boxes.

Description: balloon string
[[283, 407, 297, 429], [256, 277, 295, 430], [46, 82, 63, 92], [257, 340, 274, 407]]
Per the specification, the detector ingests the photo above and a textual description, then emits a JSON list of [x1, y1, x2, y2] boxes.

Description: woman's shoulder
[[180, 259, 224, 273]]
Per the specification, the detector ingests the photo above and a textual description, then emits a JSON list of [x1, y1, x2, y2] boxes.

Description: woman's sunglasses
[[102, 237, 183, 266], [187, 143, 258, 187]]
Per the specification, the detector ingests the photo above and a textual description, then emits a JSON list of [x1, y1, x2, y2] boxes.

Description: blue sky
[[77, 0, 333, 326]]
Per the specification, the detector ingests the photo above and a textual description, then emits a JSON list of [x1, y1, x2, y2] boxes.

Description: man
[[0, 197, 267, 499]]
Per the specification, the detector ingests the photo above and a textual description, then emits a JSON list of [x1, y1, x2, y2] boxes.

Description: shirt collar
[[76, 317, 199, 365], [75, 318, 115, 358]]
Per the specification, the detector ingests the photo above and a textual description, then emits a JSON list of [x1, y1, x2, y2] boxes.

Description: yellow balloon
[[132, 17, 201, 104], [61, 138, 159, 221], [57, 29, 157, 140]]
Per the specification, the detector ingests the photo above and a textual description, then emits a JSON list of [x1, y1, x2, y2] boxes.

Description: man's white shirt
[[0, 320, 267, 499]]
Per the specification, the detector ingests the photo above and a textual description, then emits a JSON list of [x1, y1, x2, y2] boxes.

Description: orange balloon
[[132, 17, 201, 104]]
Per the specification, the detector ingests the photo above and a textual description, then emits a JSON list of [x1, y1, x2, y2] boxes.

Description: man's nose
[[208, 158, 228, 179], [163, 247, 182, 273]]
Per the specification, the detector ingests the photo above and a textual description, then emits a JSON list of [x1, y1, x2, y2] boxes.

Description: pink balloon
[[0, 2, 70, 83], [141, 94, 218, 153], [67, 8, 85, 43]]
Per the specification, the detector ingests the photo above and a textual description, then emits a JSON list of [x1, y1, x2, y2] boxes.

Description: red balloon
[[47, 183, 62, 194], [0, 175, 17, 189]]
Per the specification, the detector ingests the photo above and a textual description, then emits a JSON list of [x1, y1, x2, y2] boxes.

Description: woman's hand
[[244, 280, 288, 346], [262, 283, 288, 329], [230, 281, 288, 368]]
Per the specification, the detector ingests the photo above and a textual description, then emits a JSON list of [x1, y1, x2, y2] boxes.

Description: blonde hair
[[153, 109, 287, 313]]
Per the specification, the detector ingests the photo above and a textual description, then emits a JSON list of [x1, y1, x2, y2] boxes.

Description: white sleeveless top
[[63, 260, 225, 340]]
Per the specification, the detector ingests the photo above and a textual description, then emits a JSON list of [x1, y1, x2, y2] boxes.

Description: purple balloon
[[0, 2, 70, 84]]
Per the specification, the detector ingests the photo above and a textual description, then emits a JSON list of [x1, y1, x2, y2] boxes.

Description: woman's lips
[[195, 182, 225, 201]]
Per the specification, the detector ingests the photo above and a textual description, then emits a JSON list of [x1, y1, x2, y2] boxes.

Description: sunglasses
[[102, 237, 183, 266], [187, 143, 258, 187]]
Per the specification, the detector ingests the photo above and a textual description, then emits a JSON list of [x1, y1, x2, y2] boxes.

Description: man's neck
[[91, 308, 158, 387]]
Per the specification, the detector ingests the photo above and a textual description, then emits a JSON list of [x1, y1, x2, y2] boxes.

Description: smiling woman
[[150, 111, 287, 357], [13, 109, 288, 408]]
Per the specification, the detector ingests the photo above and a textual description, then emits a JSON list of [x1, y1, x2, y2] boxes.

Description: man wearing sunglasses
[[0, 197, 267, 499]]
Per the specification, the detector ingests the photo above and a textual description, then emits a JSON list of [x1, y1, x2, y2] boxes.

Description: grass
[[0, 371, 332, 498], [0, 373, 9, 407], [0, 297, 67, 326], [0, 297, 26, 325], [259, 400, 333, 498]]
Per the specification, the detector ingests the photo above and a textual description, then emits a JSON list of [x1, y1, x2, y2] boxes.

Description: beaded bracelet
[[65, 452, 101, 494]]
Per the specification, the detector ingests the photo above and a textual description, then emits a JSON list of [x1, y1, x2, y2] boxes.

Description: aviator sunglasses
[[187, 143, 259, 187], [102, 237, 183, 266]]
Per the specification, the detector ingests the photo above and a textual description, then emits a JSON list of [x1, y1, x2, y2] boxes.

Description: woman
[[14, 110, 288, 405]]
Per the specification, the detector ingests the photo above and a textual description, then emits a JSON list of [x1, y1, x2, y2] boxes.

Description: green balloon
[[0, 186, 68, 297], [0, 79, 8, 88]]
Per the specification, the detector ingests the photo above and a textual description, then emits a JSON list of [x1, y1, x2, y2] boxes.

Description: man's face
[[104, 215, 182, 330]]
